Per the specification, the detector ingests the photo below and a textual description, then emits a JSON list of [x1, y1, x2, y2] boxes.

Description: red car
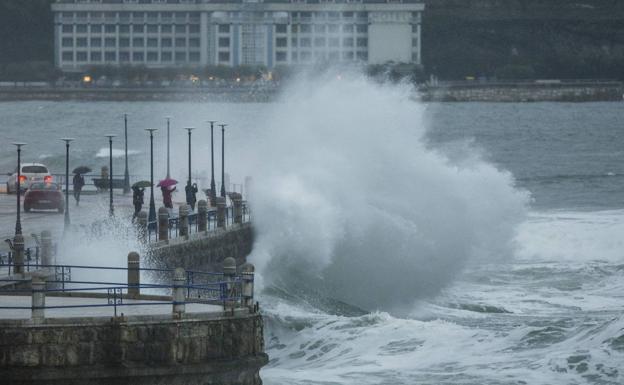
[[23, 182, 64, 213]]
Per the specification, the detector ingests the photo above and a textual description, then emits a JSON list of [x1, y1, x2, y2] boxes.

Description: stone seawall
[[421, 82, 623, 102], [149, 223, 254, 273], [0, 312, 267, 385]]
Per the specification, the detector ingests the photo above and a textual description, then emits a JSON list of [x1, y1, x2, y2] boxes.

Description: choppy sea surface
[[0, 76, 623, 384]]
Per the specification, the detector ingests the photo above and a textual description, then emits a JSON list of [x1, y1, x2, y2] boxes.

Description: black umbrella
[[132, 180, 152, 189], [72, 166, 92, 174]]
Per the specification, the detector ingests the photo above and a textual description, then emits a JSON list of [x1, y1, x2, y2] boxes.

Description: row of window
[[61, 51, 200, 62], [62, 37, 201, 48], [276, 50, 368, 62], [276, 23, 367, 34], [58, 11, 369, 20], [61, 24, 200, 34], [277, 36, 367, 48]]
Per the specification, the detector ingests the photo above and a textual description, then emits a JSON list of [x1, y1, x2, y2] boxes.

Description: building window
[[328, 24, 339, 33], [276, 24, 287, 33], [175, 51, 186, 62], [329, 37, 339, 47], [120, 12, 130, 21], [342, 12, 353, 18], [291, 24, 298, 33], [175, 38, 186, 47], [301, 51, 311, 61], [174, 12, 186, 21], [276, 51, 287, 62], [133, 38, 144, 47], [189, 38, 200, 47], [300, 38, 311, 47], [314, 25, 326, 33], [90, 38, 102, 47], [189, 52, 200, 62], [343, 51, 354, 60], [91, 24, 102, 33], [90, 51, 102, 62], [147, 38, 158, 47], [120, 38, 130, 47], [291, 52, 298, 61], [356, 24, 367, 33], [119, 25, 130, 33], [147, 25, 158, 33], [76, 24, 88, 33], [189, 24, 200, 33], [314, 37, 325, 47], [300, 24, 311, 33], [147, 52, 158, 61], [161, 12, 172, 21], [343, 37, 353, 47], [76, 52, 87, 62], [276, 37, 287, 48], [105, 38, 116, 47], [314, 51, 325, 59], [356, 37, 367, 47], [61, 12, 73, 19], [162, 51, 173, 61], [133, 12, 144, 21], [105, 51, 116, 61], [218, 37, 229, 47], [218, 51, 229, 62], [342, 24, 353, 33], [175, 25, 186, 34], [356, 51, 368, 60], [218, 24, 229, 33], [133, 25, 144, 33], [161, 25, 172, 33], [62, 25, 73, 33], [412, 24, 419, 33], [412, 37, 419, 47], [62, 38, 73, 47], [291, 38, 297, 47], [147, 12, 158, 21], [62, 51, 74, 61], [76, 38, 87, 47], [120, 51, 130, 62], [133, 52, 144, 61], [104, 24, 116, 33], [162, 38, 172, 47], [329, 51, 339, 60]]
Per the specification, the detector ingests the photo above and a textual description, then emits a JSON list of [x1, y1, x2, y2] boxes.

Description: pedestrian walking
[[72, 172, 85, 206], [161, 185, 175, 209], [132, 186, 144, 219], [185, 181, 198, 210]]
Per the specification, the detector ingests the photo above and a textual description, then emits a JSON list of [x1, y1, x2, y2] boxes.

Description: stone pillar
[[244, 176, 252, 201], [179, 204, 189, 237], [223, 257, 237, 310], [172, 267, 186, 317], [137, 211, 148, 243], [40, 230, 52, 267], [197, 200, 207, 232], [216, 197, 226, 228], [13, 234, 24, 274], [127, 251, 140, 299], [241, 262, 255, 309], [158, 207, 169, 241], [230, 192, 243, 224], [31, 276, 45, 322]]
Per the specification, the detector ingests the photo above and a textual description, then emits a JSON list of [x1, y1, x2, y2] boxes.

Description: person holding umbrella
[[131, 180, 150, 219], [72, 166, 90, 206], [185, 181, 198, 211], [157, 178, 177, 209]]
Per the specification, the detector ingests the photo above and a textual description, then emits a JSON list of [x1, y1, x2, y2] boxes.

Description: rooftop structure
[[52, 0, 424, 70]]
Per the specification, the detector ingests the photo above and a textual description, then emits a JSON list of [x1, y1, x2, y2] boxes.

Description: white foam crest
[[247, 72, 528, 310]]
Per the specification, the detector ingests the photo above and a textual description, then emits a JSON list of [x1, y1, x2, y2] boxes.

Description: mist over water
[[247, 73, 529, 311]]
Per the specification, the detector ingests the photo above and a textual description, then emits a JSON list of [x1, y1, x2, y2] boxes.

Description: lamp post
[[183, 127, 196, 185], [219, 124, 227, 198], [123, 114, 130, 194], [12, 143, 26, 236], [166, 117, 171, 179], [207, 120, 217, 204], [145, 128, 158, 226], [60, 138, 74, 230], [104, 134, 116, 217]]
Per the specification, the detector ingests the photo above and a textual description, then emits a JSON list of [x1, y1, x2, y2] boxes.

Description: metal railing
[[0, 245, 58, 276]]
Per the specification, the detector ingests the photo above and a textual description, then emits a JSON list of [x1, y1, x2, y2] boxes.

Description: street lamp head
[[207, 120, 217, 125], [218, 124, 227, 129], [60, 138, 75, 143], [145, 128, 158, 133], [11, 142, 27, 148], [104, 134, 117, 139], [183, 127, 196, 132]]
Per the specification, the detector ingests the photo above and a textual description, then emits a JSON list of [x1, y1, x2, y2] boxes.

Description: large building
[[51, 0, 424, 70]]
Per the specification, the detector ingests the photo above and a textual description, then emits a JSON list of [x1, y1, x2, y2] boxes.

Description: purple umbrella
[[157, 178, 178, 188]]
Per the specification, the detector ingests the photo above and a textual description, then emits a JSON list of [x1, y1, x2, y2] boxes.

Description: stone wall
[[148, 223, 254, 273], [0, 312, 268, 385], [421, 82, 623, 102]]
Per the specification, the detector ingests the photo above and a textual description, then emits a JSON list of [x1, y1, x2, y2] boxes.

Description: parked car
[[6, 163, 52, 194], [23, 182, 64, 213]]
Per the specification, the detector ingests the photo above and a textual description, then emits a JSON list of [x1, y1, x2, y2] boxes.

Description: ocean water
[[0, 73, 623, 384]]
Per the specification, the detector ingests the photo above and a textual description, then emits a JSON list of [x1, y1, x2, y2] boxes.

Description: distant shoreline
[[0, 80, 621, 102]]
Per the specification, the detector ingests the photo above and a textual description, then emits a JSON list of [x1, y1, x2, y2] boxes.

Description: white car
[[6, 163, 52, 194]]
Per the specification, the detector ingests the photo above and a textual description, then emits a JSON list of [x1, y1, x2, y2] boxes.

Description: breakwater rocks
[[420, 81, 623, 102], [0, 312, 268, 385]]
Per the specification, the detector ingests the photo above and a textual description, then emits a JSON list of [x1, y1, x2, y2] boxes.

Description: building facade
[[52, 0, 424, 70]]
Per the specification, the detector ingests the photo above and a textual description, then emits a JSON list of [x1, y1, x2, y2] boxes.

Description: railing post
[[197, 200, 207, 232], [13, 234, 24, 274], [158, 206, 169, 241], [127, 251, 140, 299], [216, 197, 226, 228], [179, 204, 189, 237], [31, 276, 45, 322], [241, 262, 255, 309], [230, 192, 243, 224], [172, 267, 186, 317], [222, 257, 237, 311], [40, 230, 52, 267], [137, 211, 148, 243]]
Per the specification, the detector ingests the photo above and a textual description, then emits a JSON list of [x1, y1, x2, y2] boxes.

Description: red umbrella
[[157, 178, 178, 188]]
